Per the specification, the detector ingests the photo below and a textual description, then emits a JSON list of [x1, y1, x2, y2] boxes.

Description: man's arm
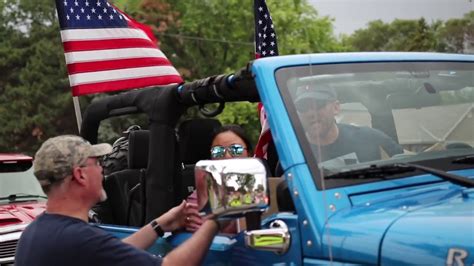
[[162, 220, 220, 266], [122, 200, 187, 249]]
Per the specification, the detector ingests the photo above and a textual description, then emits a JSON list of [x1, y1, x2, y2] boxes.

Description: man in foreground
[[16, 135, 221, 266]]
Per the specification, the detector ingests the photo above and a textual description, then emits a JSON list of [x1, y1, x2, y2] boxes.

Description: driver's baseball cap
[[294, 85, 337, 111], [33, 135, 112, 185], [295, 85, 337, 103]]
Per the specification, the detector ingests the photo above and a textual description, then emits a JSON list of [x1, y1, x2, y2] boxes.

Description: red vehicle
[[0, 154, 46, 264]]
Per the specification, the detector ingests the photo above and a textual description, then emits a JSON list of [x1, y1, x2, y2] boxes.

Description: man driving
[[295, 86, 403, 167]]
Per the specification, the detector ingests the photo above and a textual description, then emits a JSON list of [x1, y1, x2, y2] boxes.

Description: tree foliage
[[0, 0, 77, 154], [128, 0, 339, 143], [1, 0, 472, 154], [344, 12, 474, 53], [437, 11, 474, 53]]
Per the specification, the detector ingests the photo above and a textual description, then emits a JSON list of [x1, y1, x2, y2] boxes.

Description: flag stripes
[[55, 0, 182, 96]]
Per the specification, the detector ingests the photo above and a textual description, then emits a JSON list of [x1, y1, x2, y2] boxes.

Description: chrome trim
[[195, 158, 269, 218], [0, 231, 22, 242], [0, 232, 22, 264], [0, 223, 28, 234], [244, 220, 291, 254]]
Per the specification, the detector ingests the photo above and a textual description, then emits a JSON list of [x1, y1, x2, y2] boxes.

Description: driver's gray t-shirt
[[15, 213, 162, 266], [313, 123, 403, 166]]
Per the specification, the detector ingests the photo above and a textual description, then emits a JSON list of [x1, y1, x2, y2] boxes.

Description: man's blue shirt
[[15, 213, 162, 266]]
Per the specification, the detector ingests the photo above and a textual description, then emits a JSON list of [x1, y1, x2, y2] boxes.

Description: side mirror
[[194, 158, 269, 219]]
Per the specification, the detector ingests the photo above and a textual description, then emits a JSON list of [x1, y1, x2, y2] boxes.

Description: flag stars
[[119, 15, 123, 20], [269, 50, 275, 55], [66, 14, 70, 20], [76, 14, 80, 20], [96, 1, 101, 6], [98, 14, 102, 20], [258, 20, 262, 25], [74, 1, 78, 6], [271, 33, 275, 38], [70, 7, 74, 13], [81, 8, 85, 13], [270, 41, 275, 46], [263, 33, 267, 39], [103, 7, 107, 13], [259, 6, 263, 12], [63, 0, 67, 6], [85, 1, 89, 6], [91, 8, 96, 13], [86, 14, 91, 20], [109, 14, 114, 20]]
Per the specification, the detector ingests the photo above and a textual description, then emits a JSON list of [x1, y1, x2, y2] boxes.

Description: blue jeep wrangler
[[81, 52, 474, 265]]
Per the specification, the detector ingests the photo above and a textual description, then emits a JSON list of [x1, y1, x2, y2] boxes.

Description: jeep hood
[[322, 185, 474, 265], [0, 202, 45, 226]]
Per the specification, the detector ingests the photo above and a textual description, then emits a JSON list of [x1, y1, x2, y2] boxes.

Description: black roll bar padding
[[81, 84, 187, 220], [177, 64, 260, 106], [81, 84, 184, 144], [144, 123, 178, 223], [80, 63, 261, 221]]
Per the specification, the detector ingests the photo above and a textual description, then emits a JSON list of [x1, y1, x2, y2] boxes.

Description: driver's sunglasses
[[210, 144, 247, 159], [296, 99, 329, 113]]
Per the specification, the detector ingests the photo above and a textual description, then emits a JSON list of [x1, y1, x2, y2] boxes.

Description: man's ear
[[72, 167, 87, 187]]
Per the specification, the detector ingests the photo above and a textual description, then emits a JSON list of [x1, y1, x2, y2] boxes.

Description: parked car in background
[[0, 154, 46, 264]]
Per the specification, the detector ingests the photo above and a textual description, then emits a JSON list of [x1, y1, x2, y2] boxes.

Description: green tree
[[346, 18, 439, 52], [137, 0, 339, 142], [345, 12, 474, 54], [2, 0, 341, 152], [0, 0, 78, 154], [437, 11, 474, 53]]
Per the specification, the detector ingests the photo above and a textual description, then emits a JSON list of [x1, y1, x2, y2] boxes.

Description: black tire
[[102, 138, 129, 176], [102, 125, 141, 176]]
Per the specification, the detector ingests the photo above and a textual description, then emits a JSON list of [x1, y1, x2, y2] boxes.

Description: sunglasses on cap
[[295, 98, 331, 113], [210, 144, 247, 159]]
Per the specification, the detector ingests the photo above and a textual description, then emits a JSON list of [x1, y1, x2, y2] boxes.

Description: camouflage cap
[[33, 135, 112, 186]]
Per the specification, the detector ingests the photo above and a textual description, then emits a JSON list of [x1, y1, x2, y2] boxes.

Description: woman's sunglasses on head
[[210, 144, 247, 159]]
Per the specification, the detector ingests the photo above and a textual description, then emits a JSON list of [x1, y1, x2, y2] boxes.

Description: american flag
[[254, 0, 279, 158], [55, 0, 183, 96]]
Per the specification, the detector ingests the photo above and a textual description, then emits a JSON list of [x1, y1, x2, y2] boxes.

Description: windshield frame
[[276, 61, 474, 190]]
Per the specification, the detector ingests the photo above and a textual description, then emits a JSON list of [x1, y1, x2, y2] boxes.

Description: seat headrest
[[128, 130, 149, 169], [178, 119, 222, 164]]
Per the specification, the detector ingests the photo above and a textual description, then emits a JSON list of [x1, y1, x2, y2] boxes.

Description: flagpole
[[72, 96, 82, 133], [253, 0, 257, 57]]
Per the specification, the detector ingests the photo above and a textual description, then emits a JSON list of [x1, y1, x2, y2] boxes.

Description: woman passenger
[[184, 125, 252, 233]]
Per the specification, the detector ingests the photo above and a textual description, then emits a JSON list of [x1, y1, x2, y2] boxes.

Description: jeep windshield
[[0, 159, 46, 202], [276, 61, 474, 189]]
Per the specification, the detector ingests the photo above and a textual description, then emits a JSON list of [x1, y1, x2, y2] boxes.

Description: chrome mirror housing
[[194, 158, 269, 218]]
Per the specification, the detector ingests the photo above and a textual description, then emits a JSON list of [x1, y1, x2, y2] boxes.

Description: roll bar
[[81, 63, 259, 221]]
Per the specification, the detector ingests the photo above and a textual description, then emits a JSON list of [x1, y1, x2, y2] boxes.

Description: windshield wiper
[[325, 163, 474, 188], [452, 155, 474, 164], [0, 193, 47, 202]]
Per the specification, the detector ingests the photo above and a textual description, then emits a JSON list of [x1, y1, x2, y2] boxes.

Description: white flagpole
[[72, 96, 82, 133]]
